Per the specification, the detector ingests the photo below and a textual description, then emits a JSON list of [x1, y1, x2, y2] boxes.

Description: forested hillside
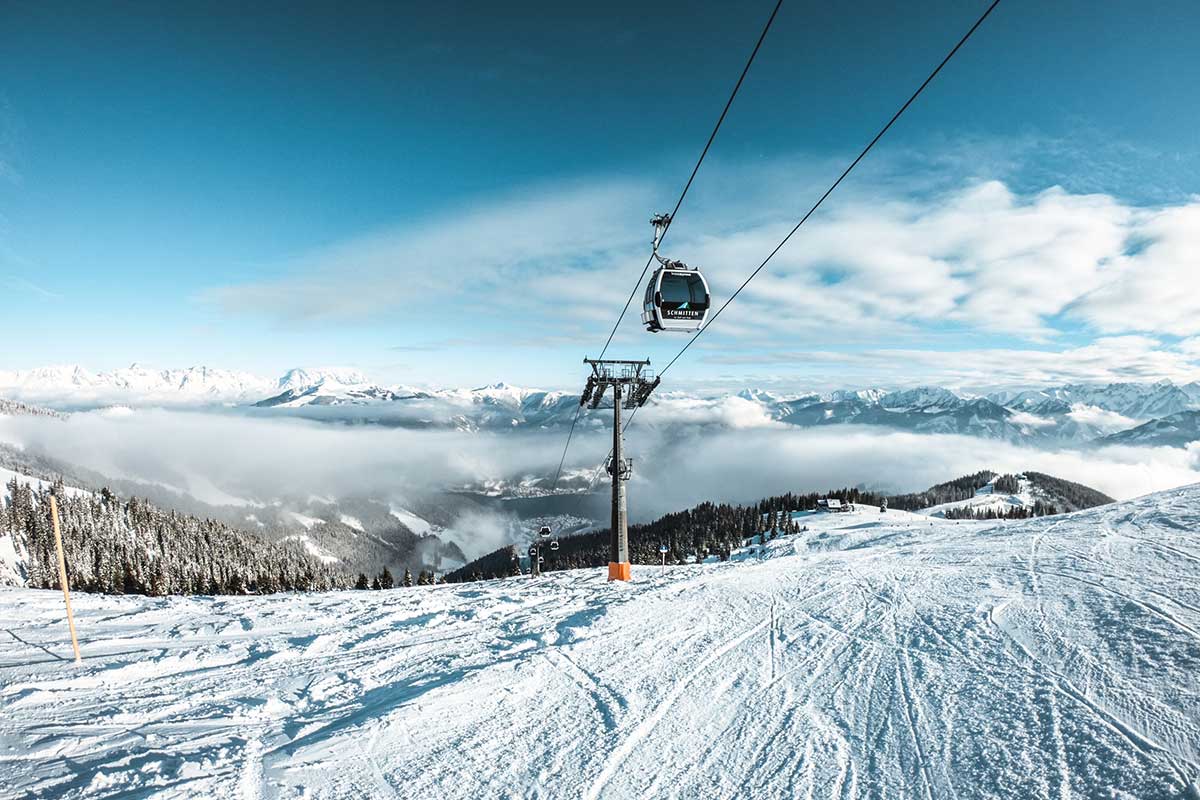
[[886, 470, 1001, 510], [447, 470, 1116, 582], [0, 442, 467, 583], [2, 478, 351, 594], [1024, 471, 1116, 511]]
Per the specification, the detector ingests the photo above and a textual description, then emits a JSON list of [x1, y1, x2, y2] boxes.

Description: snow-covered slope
[[2, 486, 1198, 798], [921, 474, 1036, 518], [914, 471, 1106, 518]]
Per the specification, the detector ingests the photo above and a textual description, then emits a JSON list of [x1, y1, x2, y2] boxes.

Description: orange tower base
[[608, 562, 632, 581]]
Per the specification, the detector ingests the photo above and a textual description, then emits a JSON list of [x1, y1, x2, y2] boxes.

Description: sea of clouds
[[3, 408, 1198, 557]]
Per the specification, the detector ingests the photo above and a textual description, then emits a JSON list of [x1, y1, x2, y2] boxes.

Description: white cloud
[[634, 393, 784, 430], [1073, 203, 1200, 336], [0, 408, 571, 503], [207, 178, 655, 323], [703, 335, 1200, 390], [702, 182, 1133, 340], [677, 180, 1191, 345], [1066, 404, 1140, 435], [1178, 337, 1200, 359], [440, 509, 522, 560], [624, 426, 1200, 515], [3, 410, 1199, 556], [202, 161, 1200, 388], [2, 275, 61, 299], [1009, 411, 1056, 428]]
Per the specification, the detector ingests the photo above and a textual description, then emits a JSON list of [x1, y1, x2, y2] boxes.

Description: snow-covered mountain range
[[0, 364, 276, 405], [4, 364, 1200, 446], [989, 381, 1200, 421], [724, 382, 1200, 446], [1098, 410, 1200, 448]]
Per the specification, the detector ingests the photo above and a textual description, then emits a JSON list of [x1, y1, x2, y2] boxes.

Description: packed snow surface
[[2, 489, 1199, 799]]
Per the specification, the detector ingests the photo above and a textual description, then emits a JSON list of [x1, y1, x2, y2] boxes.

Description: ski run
[[2, 487, 1199, 799]]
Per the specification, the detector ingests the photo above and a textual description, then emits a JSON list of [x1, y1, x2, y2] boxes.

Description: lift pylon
[[581, 358, 660, 581]]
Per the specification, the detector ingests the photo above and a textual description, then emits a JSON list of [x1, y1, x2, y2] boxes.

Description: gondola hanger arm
[[650, 213, 688, 269]]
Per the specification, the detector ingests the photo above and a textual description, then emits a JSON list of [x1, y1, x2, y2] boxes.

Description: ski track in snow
[[2, 490, 1200, 799]]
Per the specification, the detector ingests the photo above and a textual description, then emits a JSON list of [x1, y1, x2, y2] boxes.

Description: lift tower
[[580, 358, 660, 581]]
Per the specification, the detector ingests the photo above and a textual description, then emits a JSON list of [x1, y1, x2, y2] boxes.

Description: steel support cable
[[552, 403, 585, 488], [569, 0, 1001, 488], [653, 0, 1002, 383], [596, 0, 784, 363], [588, 0, 1002, 474], [551, 0, 785, 489]]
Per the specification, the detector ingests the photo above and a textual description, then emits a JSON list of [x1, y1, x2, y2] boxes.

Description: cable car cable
[[596, 0, 785, 361], [551, 0, 784, 489], [606, 0, 1000, 460], [551, 404, 584, 488], [570, 0, 1000, 488], [655, 0, 1002, 381]]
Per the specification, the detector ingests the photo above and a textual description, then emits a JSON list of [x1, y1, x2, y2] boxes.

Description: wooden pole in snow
[[49, 495, 82, 664]]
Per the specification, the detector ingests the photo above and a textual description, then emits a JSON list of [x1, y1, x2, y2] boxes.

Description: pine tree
[[355, 573, 370, 590], [149, 561, 168, 597], [401, 567, 412, 588]]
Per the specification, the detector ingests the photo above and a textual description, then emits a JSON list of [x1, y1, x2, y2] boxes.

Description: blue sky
[[3, 0, 1200, 390]]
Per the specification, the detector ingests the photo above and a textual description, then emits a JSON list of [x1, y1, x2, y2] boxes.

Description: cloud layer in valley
[[3, 410, 1197, 557]]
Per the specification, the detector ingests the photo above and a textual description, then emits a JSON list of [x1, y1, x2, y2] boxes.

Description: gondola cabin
[[641, 267, 711, 333]]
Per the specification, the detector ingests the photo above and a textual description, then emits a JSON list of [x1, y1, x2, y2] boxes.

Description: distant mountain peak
[[0, 363, 273, 404], [4, 365, 1199, 448], [277, 367, 371, 391], [1098, 410, 1200, 448], [880, 386, 964, 412]]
